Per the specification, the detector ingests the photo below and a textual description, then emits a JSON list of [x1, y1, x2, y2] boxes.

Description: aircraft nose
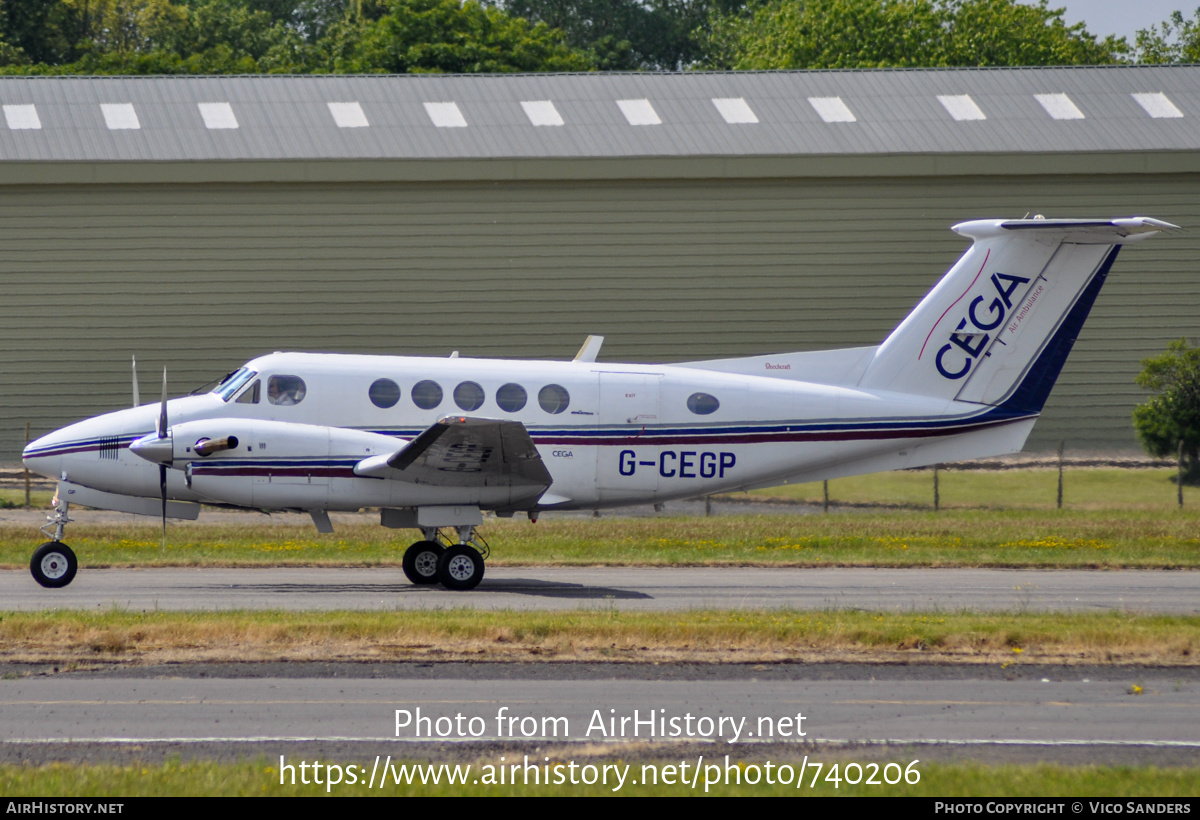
[[22, 431, 64, 479]]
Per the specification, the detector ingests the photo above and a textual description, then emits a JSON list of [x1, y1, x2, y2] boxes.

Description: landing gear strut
[[404, 526, 488, 590], [31, 496, 77, 588]]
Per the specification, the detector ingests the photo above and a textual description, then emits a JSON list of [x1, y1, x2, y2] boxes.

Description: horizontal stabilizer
[[355, 416, 553, 491]]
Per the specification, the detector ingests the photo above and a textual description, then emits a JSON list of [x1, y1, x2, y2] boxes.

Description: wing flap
[[355, 416, 552, 490]]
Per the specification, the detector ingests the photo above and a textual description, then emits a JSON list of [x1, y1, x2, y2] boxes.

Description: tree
[[940, 0, 1127, 66], [1135, 9, 1200, 63], [497, 0, 743, 70], [1133, 339, 1200, 485], [703, 0, 1127, 70], [324, 0, 594, 73]]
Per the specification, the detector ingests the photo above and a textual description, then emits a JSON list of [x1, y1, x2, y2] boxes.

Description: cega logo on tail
[[930, 271, 1031, 380]]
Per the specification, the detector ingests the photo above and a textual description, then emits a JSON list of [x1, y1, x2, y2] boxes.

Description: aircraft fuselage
[[23, 351, 1028, 513]]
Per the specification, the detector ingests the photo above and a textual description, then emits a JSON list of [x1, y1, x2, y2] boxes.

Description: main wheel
[[402, 541, 444, 585], [437, 545, 485, 591], [30, 541, 78, 589]]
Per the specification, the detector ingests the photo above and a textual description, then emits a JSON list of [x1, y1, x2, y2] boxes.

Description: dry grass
[[2, 609, 1197, 667]]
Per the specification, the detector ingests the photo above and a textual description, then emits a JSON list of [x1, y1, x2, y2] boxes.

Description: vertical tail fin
[[858, 218, 1176, 413]]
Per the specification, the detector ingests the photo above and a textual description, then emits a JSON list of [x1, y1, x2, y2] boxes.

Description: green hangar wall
[[0, 70, 1197, 459]]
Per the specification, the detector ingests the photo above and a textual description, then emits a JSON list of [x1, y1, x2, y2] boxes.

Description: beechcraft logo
[[931, 271, 1030, 380]]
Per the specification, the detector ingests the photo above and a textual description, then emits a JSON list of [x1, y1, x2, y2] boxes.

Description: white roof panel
[[1132, 92, 1183, 119], [712, 97, 758, 124], [938, 94, 986, 121], [198, 102, 238, 130], [616, 98, 661, 126], [521, 100, 564, 126], [327, 101, 369, 128], [808, 96, 856, 123], [424, 101, 468, 128], [100, 103, 140, 130], [3, 104, 40, 130], [1035, 93, 1085, 120]]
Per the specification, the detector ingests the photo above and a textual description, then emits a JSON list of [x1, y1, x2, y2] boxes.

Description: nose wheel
[[31, 541, 77, 588], [31, 494, 77, 588]]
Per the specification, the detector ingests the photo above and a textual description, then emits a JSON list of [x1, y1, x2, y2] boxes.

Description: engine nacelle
[[153, 418, 399, 508]]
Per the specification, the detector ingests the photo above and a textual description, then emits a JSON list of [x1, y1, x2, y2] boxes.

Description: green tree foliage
[[704, 0, 1127, 70], [1133, 339, 1200, 485], [326, 0, 592, 73], [496, 0, 743, 70], [1135, 9, 1200, 63], [0, 0, 594, 73]]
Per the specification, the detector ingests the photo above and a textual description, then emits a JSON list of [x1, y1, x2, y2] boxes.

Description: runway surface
[[2, 566, 1198, 612], [4, 665, 1199, 768]]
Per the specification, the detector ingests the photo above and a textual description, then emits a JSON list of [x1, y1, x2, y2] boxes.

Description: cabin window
[[538, 384, 570, 414], [369, 378, 401, 409], [215, 367, 256, 401], [267, 375, 306, 406], [496, 383, 527, 412], [454, 381, 485, 412], [412, 380, 443, 410], [235, 379, 260, 404], [686, 392, 719, 415]]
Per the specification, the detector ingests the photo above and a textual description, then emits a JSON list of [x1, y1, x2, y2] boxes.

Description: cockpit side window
[[235, 379, 260, 404], [215, 368, 256, 402], [267, 375, 306, 406]]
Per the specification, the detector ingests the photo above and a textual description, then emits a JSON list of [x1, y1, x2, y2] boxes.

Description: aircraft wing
[[353, 416, 552, 490]]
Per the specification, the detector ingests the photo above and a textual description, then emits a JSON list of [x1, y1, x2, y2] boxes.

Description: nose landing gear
[[31, 495, 77, 588]]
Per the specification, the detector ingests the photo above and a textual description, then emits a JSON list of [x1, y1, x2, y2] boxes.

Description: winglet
[[573, 335, 604, 362]]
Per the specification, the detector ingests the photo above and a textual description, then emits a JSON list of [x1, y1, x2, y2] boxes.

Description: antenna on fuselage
[[573, 335, 604, 363], [449, 351, 459, 358], [131, 356, 140, 408]]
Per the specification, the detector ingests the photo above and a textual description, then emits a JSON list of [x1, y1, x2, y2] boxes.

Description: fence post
[[823, 480, 829, 513], [24, 422, 31, 509], [1057, 440, 1065, 510], [1180, 441, 1185, 509], [933, 465, 940, 511]]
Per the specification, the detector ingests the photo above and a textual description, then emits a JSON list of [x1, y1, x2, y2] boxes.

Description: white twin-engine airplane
[[22, 217, 1176, 591]]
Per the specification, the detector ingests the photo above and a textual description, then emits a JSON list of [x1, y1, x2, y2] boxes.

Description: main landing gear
[[402, 526, 488, 591], [30, 495, 77, 588]]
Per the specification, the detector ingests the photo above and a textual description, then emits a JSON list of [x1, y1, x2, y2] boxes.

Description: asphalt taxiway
[[2, 566, 1198, 612]]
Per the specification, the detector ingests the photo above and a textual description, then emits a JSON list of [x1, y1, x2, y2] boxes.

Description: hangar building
[[0, 66, 1197, 460]]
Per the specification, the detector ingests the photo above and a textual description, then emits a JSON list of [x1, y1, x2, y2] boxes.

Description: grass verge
[[1, 508, 1198, 569], [2, 609, 1197, 666], [748, 466, 1199, 510], [2, 757, 1198, 796]]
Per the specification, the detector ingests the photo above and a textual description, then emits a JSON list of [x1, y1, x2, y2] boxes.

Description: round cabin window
[[538, 384, 570, 414], [411, 380, 443, 410], [368, 378, 401, 409], [454, 381, 485, 412], [496, 383, 527, 412]]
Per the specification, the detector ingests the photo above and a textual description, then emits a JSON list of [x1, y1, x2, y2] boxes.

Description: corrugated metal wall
[[1, 175, 1194, 460]]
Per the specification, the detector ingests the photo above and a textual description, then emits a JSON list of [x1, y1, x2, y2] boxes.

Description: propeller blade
[[159, 366, 168, 552], [132, 356, 140, 408], [157, 367, 168, 439], [159, 463, 167, 552]]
